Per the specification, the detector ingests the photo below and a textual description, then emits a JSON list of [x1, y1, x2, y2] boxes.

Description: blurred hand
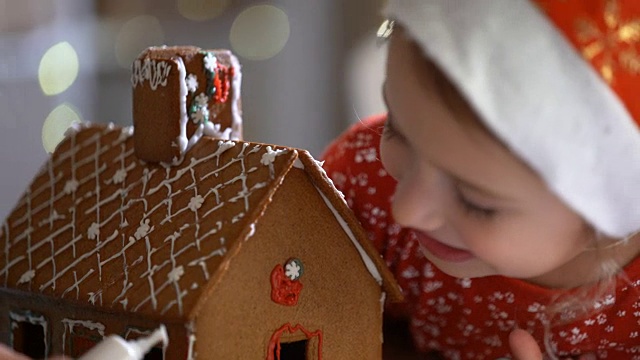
[[0, 343, 68, 360], [509, 328, 543, 360], [509, 328, 596, 360]]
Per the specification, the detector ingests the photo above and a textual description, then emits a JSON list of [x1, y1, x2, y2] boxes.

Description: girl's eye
[[382, 115, 403, 141], [455, 191, 498, 220]]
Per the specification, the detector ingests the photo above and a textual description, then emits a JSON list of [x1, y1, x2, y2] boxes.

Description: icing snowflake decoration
[[112, 169, 127, 184], [188, 195, 204, 212], [186, 74, 198, 93], [134, 219, 151, 240], [204, 52, 217, 73], [186, 52, 219, 126], [285, 258, 304, 281], [190, 105, 209, 124], [18, 270, 35, 284], [167, 265, 185, 282], [87, 222, 100, 240], [64, 179, 79, 195], [195, 93, 208, 106], [185, 51, 234, 127]]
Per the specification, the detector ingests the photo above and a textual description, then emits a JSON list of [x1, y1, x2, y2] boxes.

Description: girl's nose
[[391, 165, 445, 231]]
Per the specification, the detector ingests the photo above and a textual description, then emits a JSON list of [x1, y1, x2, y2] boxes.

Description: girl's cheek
[[379, 139, 408, 181]]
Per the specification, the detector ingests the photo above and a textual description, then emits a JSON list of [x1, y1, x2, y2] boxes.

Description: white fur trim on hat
[[384, 0, 640, 238]]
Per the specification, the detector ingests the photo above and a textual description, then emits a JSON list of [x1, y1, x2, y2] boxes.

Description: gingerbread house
[[0, 47, 401, 359]]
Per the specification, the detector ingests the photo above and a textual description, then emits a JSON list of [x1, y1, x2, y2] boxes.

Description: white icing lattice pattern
[[0, 125, 291, 318]]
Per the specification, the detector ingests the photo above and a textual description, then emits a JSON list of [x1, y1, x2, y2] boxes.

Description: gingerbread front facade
[[0, 123, 400, 359]]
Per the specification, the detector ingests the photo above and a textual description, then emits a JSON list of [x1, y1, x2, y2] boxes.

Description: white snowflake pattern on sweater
[[321, 115, 640, 359]]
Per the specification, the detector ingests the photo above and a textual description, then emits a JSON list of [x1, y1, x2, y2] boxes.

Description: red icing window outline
[[266, 323, 323, 360]]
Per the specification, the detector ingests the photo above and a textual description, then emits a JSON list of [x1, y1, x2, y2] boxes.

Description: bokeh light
[[230, 5, 290, 61], [115, 15, 164, 68], [177, 0, 230, 21], [38, 42, 79, 96], [42, 103, 82, 153]]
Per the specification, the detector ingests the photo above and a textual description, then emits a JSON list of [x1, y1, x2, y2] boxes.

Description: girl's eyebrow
[[381, 83, 510, 202]]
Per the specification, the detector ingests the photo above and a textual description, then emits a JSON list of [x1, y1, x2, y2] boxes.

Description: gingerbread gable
[[0, 123, 400, 321]]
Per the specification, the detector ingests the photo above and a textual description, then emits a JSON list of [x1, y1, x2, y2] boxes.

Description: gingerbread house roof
[[0, 124, 401, 321]]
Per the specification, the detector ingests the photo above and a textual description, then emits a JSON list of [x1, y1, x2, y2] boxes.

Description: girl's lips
[[413, 231, 475, 263]]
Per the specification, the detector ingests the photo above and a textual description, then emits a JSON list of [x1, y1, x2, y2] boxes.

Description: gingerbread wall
[[193, 167, 383, 359], [0, 288, 190, 358]]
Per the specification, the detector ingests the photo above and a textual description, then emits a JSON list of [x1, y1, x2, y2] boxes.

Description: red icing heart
[[270, 264, 303, 306]]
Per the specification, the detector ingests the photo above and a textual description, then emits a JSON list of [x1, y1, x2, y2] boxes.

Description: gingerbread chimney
[[132, 46, 242, 163]]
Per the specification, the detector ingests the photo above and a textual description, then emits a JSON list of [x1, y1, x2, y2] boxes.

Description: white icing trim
[[124, 327, 151, 338], [246, 223, 256, 239], [186, 334, 197, 360], [297, 153, 384, 283], [292, 158, 304, 169], [176, 57, 189, 156], [228, 52, 243, 140], [62, 318, 106, 333], [316, 189, 382, 284], [9, 311, 49, 356], [62, 318, 105, 355], [385, 0, 640, 237]]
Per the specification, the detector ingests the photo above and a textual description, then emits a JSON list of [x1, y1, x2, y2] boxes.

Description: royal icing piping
[[176, 57, 189, 156], [316, 191, 382, 284], [175, 52, 240, 162], [186, 322, 197, 360], [267, 323, 323, 360], [186, 74, 198, 94], [296, 159, 383, 284], [228, 52, 242, 139], [130, 50, 241, 161], [61, 318, 106, 354], [0, 129, 288, 317], [132, 59, 172, 90], [9, 311, 49, 356]]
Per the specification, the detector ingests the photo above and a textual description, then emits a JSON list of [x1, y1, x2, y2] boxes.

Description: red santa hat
[[384, 0, 640, 238]]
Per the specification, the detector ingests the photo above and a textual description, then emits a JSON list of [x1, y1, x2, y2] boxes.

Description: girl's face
[[380, 28, 606, 288]]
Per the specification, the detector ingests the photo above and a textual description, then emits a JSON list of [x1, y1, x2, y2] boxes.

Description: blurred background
[[0, 0, 388, 220]]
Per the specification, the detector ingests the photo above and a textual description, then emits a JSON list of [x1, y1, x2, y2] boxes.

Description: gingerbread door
[[267, 323, 322, 360]]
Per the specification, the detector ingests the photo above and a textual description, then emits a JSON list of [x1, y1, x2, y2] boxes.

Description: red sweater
[[322, 115, 640, 359]]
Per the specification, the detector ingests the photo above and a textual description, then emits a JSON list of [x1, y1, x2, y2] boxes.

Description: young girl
[[322, 0, 640, 359]]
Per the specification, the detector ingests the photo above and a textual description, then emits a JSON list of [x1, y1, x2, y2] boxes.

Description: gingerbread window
[[61, 318, 105, 357], [276, 339, 308, 360], [125, 327, 165, 360], [9, 311, 48, 358], [268, 323, 321, 360]]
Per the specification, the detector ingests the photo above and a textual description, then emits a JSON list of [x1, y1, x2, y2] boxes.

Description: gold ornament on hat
[[574, 0, 640, 83]]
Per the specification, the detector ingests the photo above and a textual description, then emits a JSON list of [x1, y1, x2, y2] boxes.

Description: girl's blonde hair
[[542, 230, 638, 358]]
